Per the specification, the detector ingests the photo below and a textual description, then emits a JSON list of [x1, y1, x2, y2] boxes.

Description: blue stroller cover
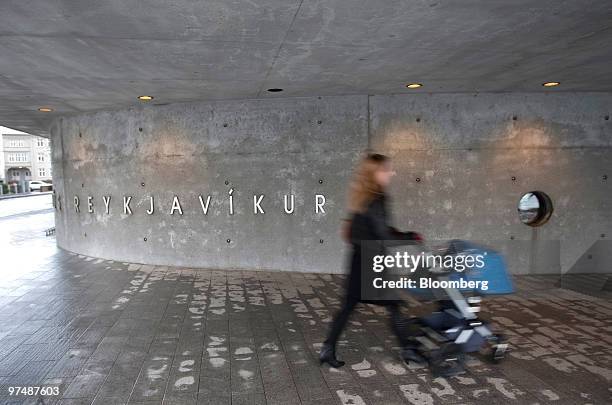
[[409, 240, 514, 296]]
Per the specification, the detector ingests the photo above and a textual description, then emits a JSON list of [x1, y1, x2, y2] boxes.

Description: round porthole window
[[518, 191, 553, 227]]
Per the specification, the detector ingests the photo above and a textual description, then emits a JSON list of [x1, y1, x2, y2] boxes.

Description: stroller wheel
[[490, 343, 508, 364], [430, 343, 465, 378], [486, 334, 508, 364]]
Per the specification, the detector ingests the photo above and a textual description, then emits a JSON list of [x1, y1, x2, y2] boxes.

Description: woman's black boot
[[319, 343, 345, 368]]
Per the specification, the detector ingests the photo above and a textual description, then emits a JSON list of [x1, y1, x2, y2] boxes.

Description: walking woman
[[320, 153, 424, 368]]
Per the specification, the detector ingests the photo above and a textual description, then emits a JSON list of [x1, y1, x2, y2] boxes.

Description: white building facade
[[0, 135, 4, 183], [1, 131, 52, 185]]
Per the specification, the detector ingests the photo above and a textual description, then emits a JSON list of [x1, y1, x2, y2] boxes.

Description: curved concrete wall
[[50, 93, 612, 274]]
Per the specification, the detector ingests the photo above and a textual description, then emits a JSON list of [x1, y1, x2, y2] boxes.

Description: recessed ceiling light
[[542, 82, 560, 87], [138, 95, 154, 101], [406, 83, 422, 89], [267, 88, 283, 92], [37, 107, 53, 112]]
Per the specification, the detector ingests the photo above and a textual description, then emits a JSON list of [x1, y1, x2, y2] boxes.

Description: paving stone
[[231, 392, 267, 405], [47, 348, 94, 378], [129, 354, 172, 402], [62, 372, 108, 399], [162, 391, 198, 405], [0, 234, 610, 405], [196, 392, 230, 405]]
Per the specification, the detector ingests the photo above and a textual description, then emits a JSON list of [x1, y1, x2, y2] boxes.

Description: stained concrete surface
[[2, 1, 612, 135], [49, 93, 612, 273], [0, 203, 611, 404]]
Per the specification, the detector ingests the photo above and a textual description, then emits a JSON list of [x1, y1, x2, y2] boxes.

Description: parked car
[[29, 181, 52, 192]]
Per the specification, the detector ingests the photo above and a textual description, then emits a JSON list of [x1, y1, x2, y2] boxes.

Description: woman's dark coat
[[347, 193, 419, 301]]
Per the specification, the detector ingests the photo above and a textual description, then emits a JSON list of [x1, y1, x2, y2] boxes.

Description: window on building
[[39, 168, 46, 177], [37, 153, 45, 162], [37, 138, 46, 147], [8, 139, 26, 147], [7, 152, 28, 162], [12, 171, 20, 178]]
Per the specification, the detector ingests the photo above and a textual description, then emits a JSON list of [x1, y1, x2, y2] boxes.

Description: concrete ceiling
[[1, 0, 612, 136]]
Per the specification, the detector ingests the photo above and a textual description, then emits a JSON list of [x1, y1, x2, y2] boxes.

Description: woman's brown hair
[[346, 153, 389, 214]]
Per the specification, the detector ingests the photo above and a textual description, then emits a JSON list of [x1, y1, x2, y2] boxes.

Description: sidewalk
[[0, 190, 53, 200], [0, 192, 53, 218], [0, 243, 610, 404]]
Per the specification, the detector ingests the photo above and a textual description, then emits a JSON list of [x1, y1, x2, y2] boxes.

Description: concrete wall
[[370, 93, 611, 275], [50, 93, 612, 274], [50, 96, 367, 273]]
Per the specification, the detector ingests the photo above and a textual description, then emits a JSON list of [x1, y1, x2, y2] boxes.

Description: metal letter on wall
[[103, 196, 111, 214], [170, 196, 183, 215], [199, 195, 211, 215], [315, 194, 326, 213], [228, 188, 234, 215], [253, 195, 265, 214], [123, 196, 133, 215], [147, 196, 154, 215], [284, 194, 295, 214]]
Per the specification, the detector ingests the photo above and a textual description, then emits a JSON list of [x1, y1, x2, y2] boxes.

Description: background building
[[1, 128, 52, 186], [0, 134, 3, 183]]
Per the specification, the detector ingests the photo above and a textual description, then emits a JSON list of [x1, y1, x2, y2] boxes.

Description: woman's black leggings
[[324, 294, 410, 348]]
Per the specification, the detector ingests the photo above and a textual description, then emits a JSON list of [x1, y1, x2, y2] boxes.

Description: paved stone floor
[[1, 197, 611, 404]]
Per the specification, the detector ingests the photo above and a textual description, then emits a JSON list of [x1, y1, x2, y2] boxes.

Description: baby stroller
[[399, 240, 514, 377]]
